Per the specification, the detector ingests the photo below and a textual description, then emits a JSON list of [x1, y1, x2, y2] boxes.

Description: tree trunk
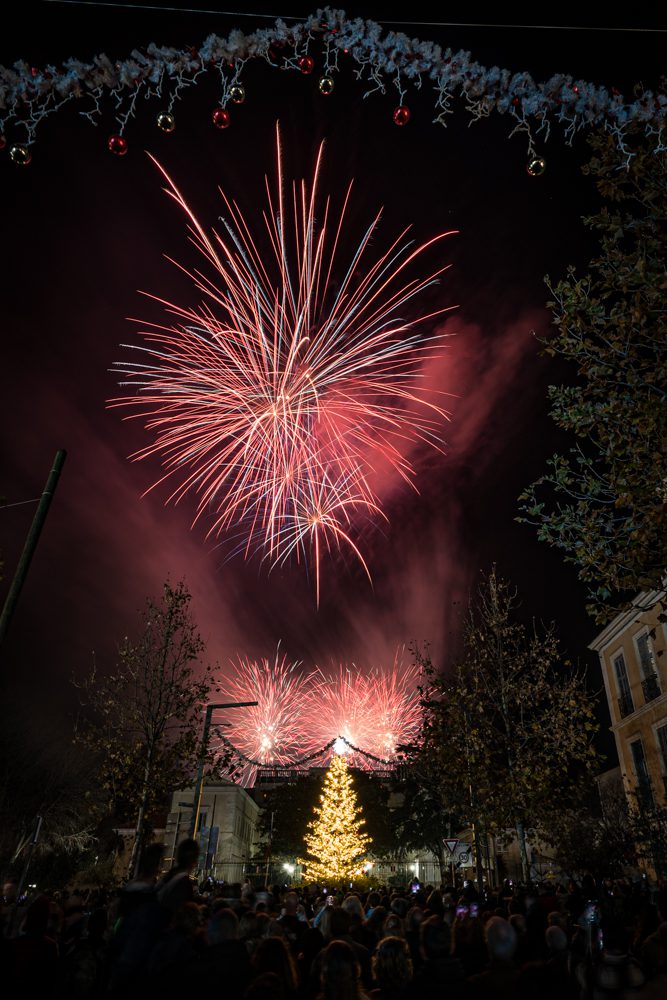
[[432, 842, 446, 885], [516, 820, 529, 882], [128, 744, 154, 878], [473, 822, 484, 894]]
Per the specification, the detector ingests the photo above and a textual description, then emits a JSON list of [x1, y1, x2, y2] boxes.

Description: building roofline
[[588, 588, 666, 653]]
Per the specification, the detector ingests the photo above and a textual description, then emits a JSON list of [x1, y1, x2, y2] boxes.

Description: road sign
[[443, 838, 459, 855]]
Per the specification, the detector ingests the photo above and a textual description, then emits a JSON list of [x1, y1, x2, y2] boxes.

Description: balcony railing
[[618, 693, 635, 718], [642, 673, 662, 704]]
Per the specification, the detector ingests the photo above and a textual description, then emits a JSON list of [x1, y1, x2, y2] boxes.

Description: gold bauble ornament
[[527, 156, 546, 177], [156, 111, 176, 132]]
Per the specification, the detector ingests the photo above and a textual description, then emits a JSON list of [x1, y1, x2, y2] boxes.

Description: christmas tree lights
[[300, 754, 371, 882]]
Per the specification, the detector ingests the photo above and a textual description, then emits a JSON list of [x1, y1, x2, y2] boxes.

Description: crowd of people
[[3, 839, 667, 999]]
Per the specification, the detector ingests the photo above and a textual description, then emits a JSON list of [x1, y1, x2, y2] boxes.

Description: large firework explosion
[[111, 125, 455, 599], [218, 650, 422, 784]]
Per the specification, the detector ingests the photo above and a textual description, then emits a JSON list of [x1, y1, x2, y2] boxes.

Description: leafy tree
[[629, 793, 667, 878], [0, 718, 100, 878], [74, 580, 219, 876], [390, 753, 460, 884], [539, 778, 637, 880], [417, 569, 600, 882], [299, 755, 371, 883], [519, 126, 667, 622]]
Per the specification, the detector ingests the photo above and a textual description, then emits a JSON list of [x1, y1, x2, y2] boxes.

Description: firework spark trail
[[306, 653, 423, 767], [362, 653, 423, 758], [216, 649, 320, 786], [111, 124, 456, 595]]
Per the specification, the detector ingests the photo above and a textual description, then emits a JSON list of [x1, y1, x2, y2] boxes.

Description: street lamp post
[[188, 701, 258, 840]]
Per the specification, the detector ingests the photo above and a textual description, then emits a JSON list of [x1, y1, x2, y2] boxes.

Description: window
[[657, 724, 667, 774], [613, 653, 634, 717], [636, 631, 655, 676], [629, 738, 654, 809], [635, 631, 661, 702]]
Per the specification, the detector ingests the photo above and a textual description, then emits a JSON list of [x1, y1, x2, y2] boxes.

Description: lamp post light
[[188, 701, 257, 840]]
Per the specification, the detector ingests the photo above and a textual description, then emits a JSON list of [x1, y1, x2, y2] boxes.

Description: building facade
[[166, 780, 261, 883], [590, 589, 667, 811]]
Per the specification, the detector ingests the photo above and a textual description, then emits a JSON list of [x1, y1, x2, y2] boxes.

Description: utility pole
[[187, 701, 258, 840], [0, 450, 66, 651]]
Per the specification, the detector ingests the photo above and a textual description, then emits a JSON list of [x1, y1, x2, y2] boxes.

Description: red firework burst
[[111, 124, 456, 597], [217, 649, 319, 785], [308, 654, 423, 766]]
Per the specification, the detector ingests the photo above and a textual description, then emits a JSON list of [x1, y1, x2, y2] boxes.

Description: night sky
[[2, 5, 664, 758]]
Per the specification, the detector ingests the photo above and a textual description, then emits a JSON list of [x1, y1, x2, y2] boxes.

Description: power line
[[0, 498, 40, 510], [42, 3, 667, 33]]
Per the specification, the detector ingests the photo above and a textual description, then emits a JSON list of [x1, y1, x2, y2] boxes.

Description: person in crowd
[[404, 905, 424, 971], [245, 971, 287, 1000], [467, 915, 518, 999], [156, 839, 200, 915], [632, 902, 660, 956], [318, 939, 368, 1000], [310, 906, 372, 993], [366, 905, 388, 945], [250, 936, 300, 998], [9, 894, 59, 991], [145, 899, 206, 987], [592, 920, 645, 998], [515, 924, 578, 1000], [451, 904, 486, 975], [400, 915, 471, 1000], [382, 912, 405, 939], [278, 890, 309, 955], [425, 890, 444, 918], [343, 894, 375, 951], [370, 935, 413, 999], [191, 906, 251, 992]]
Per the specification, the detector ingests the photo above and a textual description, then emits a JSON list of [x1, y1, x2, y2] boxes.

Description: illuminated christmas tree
[[300, 754, 371, 883]]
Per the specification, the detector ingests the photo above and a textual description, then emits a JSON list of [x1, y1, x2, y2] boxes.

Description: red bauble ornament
[[108, 134, 128, 156], [0, 134, 6, 151], [393, 105, 411, 126], [298, 55, 315, 75], [212, 108, 231, 129]]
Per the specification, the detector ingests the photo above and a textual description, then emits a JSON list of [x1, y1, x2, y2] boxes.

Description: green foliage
[[411, 569, 601, 877], [74, 581, 222, 840], [629, 793, 667, 878], [539, 778, 637, 879], [518, 126, 667, 622]]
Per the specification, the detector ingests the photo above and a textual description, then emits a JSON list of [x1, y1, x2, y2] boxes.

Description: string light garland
[[1, 7, 665, 162], [215, 732, 396, 773]]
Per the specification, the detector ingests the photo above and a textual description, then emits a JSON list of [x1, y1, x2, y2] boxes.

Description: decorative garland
[[216, 732, 396, 770], [2, 7, 665, 165]]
